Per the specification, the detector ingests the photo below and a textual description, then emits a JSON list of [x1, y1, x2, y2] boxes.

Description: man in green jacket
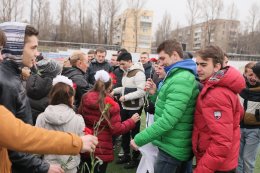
[[131, 39, 199, 173]]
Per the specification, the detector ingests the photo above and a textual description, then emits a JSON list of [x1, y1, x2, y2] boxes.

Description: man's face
[[77, 55, 89, 73], [196, 56, 221, 81], [158, 50, 175, 67], [140, 54, 149, 64], [96, 51, 106, 63], [88, 54, 95, 61], [119, 60, 131, 71], [110, 55, 118, 67], [245, 68, 257, 86], [23, 36, 38, 68]]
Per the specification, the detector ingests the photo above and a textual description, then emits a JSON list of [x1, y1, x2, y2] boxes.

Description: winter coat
[[78, 91, 136, 162], [134, 59, 199, 161], [36, 104, 85, 172], [192, 66, 245, 172], [113, 62, 146, 110], [0, 61, 50, 173], [26, 74, 52, 124], [62, 67, 92, 109], [239, 84, 260, 128], [0, 105, 82, 173], [87, 60, 113, 85], [143, 61, 155, 80]]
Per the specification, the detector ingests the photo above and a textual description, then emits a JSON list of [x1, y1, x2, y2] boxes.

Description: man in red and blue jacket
[[192, 45, 245, 173]]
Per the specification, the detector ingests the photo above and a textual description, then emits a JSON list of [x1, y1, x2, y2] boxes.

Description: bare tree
[[95, 0, 105, 44], [201, 0, 223, 45], [107, 0, 121, 44], [155, 11, 172, 46], [127, 0, 146, 52], [186, 0, 201, 50], [0, 0, 24, 22]]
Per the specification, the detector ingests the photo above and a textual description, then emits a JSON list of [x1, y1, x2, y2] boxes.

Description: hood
[[42, 104, 76, 125], [165, 59, 197, 76], [0, 22, 28, 68], [201, 66, 245, 97], [62, 67, 84, 78], [128, 62, 144, 72], [143, 61, 152, 70]]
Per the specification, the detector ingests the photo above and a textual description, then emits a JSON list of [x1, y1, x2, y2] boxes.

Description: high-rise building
[[113, 9, 153, 53], [172, 19, 240, 53]]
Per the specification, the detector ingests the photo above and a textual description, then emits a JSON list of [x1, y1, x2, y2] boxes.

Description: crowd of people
[[0, 21, 260, 173]]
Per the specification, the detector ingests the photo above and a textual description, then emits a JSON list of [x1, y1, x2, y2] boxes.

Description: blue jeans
[[237, 128, 260, 173], [154, 149, 192, 173]]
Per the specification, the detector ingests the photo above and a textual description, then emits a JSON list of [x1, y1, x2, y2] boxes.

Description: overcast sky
[[137, 0, 260, 31], [24, 0, 259, 32]]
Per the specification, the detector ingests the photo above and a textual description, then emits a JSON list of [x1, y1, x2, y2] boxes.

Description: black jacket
[[0, 60, 49, 173], [62, 67, 92, 109], [143, 61, 155, 80], [87, 60, 112, 85], [112, 66, 124, 89], [26, 74, 52, 124]]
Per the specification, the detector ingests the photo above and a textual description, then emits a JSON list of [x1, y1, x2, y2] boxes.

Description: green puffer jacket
[[134, 59, 199, 161]]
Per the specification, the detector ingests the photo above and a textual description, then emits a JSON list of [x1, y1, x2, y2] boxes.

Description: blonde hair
[[69, 51, 87, 67]]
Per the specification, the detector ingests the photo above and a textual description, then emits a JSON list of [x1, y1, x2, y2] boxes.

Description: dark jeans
[[121, 108, 142, 159], [79, 157, 108, 173], [154, 149, 192, 173]]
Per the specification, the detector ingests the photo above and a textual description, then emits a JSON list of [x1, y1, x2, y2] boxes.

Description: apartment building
[[113, 9, 153, 53], [172, 19, 240, 52]]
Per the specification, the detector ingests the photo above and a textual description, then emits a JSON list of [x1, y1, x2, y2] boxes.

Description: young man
[[113, 52, 146, 169], [131, 40, 199, 173], [139, 52, 154, 80], [87, 47, 112, 85], [62, 50, 91, 109], [0, 22, 62, 173], [238, 62, 260, 173], [192, 45, 245, 172]]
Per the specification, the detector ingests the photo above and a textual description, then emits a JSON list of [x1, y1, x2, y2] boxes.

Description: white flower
[[94, 70, 110, 82], [53, 75, 73, 87]]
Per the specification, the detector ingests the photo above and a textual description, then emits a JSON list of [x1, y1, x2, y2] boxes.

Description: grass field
[[106, 112, 260, 173]]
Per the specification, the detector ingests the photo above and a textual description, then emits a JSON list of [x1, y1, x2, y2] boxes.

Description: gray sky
[[24, 0, 259, 32], [139, 0, 260, 31]]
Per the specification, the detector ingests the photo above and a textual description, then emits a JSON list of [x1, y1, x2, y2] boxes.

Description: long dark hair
[[49, 83, 75, 108], [91, 78, 112, 127]]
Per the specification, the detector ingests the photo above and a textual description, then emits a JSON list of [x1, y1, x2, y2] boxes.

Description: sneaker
[[124, 160, 139, 169], [117, 148, 124, 157], [116, 155, 130, 164]]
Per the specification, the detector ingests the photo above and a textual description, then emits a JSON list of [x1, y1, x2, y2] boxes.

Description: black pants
[[121, 108, 142, 159], [79, 157, 108, 173]]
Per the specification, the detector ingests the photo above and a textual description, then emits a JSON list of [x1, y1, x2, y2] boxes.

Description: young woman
[[36, 75, 85, 173], [79, 70, 140, 173]]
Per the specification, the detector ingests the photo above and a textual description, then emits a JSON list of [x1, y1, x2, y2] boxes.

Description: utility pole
[[30, 0, 34, 24]]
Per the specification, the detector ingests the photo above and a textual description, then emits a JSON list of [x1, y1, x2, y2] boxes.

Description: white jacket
[[114, 62, 146, 110], [36, 104, 85, 173]]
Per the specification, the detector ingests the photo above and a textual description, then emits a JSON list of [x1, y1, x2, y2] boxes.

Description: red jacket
[[192, 66, 245, 172], [78, 91, 135, 162]]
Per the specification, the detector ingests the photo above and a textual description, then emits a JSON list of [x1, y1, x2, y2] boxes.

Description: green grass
[[255, 148, 260, 173]]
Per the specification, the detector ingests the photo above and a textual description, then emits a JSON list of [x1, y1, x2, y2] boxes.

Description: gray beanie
[[37, 58, 62, 78]]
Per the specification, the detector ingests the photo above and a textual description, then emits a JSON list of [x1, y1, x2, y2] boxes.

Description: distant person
[[110, 53, 119, 70], [87, 47, 112, 85], [62, 51, 91, 110], [139, 52, 155, 80], [0, 29, 7, 62], [223, 53, 229, 67], [87, 49, 95, 62], [238, 62, 260, 173]]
